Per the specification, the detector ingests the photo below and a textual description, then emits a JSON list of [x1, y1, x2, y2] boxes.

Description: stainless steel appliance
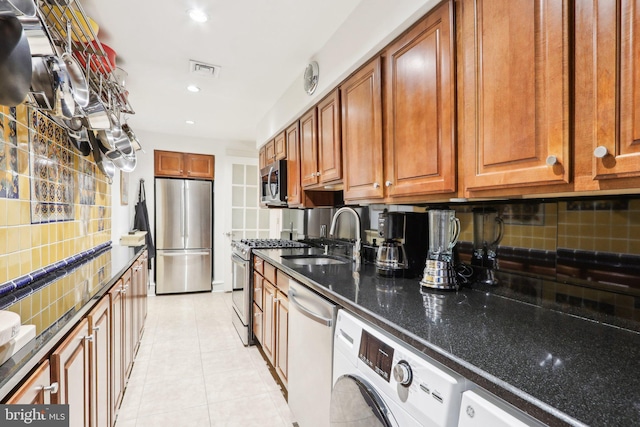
[[260, 159, 287, 206], [231, 238, 308, 345], [471, 208, 504, 285], [155, 178, 212, 294], [421, 209, 461, 290], [288, 281, 337, 427], [331, 310, 469, 427], [376, 210, 429, 278]]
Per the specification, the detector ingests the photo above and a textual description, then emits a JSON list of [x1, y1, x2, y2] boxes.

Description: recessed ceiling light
[[186, 120, 195, 125], [188, 9, 208, 23], [187, 85, 200, 93]]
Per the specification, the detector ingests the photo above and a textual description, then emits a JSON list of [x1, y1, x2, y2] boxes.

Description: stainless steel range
[[231, 239, 308, 345]]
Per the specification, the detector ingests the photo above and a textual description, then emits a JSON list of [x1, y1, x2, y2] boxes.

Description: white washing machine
[[330, 310, 469, 427], [457, 388, 547, 427]]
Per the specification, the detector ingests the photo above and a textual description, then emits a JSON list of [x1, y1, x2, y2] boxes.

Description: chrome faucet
[[329, 207, 361, 265]]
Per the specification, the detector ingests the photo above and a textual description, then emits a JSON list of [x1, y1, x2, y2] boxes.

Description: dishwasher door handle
[[289, 289, 333, 327]]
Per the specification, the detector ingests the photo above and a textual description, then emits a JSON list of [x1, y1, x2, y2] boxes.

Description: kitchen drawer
[[254, 256, 264, 275], [253, 302, 263, 345], [253, 273, 263, 310], [276, 271, 290, 296], [264, 262, 276, 284]]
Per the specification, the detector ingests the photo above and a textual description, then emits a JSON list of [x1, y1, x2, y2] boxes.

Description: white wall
[[256, 0, 443, 144], [110, 130, 257, 289]]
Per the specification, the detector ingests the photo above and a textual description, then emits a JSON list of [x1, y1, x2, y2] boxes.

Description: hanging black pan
[[0, 15, 32, 106]]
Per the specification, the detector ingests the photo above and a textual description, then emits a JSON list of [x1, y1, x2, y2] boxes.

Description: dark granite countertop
[[0, 244, 145, 401], [254, 247, 640, 427]]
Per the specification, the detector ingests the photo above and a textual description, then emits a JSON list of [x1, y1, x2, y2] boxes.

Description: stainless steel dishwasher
[[288, 280, 338, 427]]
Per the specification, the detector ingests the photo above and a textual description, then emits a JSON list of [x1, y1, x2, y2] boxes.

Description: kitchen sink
[[281, 255, 350, 266]]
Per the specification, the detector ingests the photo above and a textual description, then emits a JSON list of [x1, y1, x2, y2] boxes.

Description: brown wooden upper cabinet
[[573, 0, 640, 191], [300, 90, 343, 189], [154, 150, 215, 180], [341, 56, 384, 201], [458, 0, 571, 196], [383, 0, 456, 199], [260, 135, 287, 170], [286, 121, 302, 206]]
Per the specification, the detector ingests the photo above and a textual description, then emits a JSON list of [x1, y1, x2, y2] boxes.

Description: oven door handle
[[232, 253, 248, 264]]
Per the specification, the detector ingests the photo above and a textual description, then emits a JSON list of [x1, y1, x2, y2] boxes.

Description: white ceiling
[[79, 0, 361, 143]]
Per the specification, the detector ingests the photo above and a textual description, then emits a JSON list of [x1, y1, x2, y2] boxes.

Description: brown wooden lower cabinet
[[88, 296, 111, 427], [51, 318, 92, 427], [5, 361, 56, 404], [274, 293, 288, 387], [3, 251, 148, 427], [109, 278, 125, 419], [262, 280, 277, 365], [252, 256, 290, 389]]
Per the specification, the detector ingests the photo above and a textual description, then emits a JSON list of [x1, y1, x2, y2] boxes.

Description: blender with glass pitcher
[[471, 208, 504, 285], [420, 209, 461, 290]]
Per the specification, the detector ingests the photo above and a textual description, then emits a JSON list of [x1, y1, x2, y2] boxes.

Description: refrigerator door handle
[[161, 251, 210, 257], [184, 183, 189, 240], [180, 182, 185, 240]]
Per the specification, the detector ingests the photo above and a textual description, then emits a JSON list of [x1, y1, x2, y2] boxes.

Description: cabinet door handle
[[316, 171, 321, 176], [373, 182, 380, 189], [255, 288, 262, 291], [93, 326, 100, 332], [385, 180, 392, 187], [42, 382, 59, 394], [594, 146, 608, 158], [84, 335, 94, 342], [545, 155, 558, 166]]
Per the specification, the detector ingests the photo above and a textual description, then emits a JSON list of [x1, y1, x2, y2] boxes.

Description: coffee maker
[[376, 210, 429, 278]]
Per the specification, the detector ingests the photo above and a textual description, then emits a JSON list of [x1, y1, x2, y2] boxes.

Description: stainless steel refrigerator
[[155, 178, 212, 294]]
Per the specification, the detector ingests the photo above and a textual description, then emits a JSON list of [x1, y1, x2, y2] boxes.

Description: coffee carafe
[[471, 208, 504, 285], [375, 210, 429, 278], [420, 209, 460, 290]]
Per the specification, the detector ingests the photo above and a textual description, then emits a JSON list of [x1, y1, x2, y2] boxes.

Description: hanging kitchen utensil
[[0, 15, 32, 106], [29, 55, 75, 118], [107, 148, 136, 172], [82, 92, 110, 129], [68, 127, 92, 156], [121, 123, 143, 152], [88, 128, 114, 183], [0, 0, 35, 17], [18, 15, 55, 56], [59, 20, 89, 108]]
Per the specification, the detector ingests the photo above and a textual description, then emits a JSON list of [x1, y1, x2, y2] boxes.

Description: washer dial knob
[[393, 361, 413, 386]]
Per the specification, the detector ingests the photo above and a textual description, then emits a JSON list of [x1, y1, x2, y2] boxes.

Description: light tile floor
[[114, 291, 293, 427]]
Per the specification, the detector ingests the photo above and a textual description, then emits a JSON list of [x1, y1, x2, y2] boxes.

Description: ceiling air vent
[[189, 60, 220, 78]]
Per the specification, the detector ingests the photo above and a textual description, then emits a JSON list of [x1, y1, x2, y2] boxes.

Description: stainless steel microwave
[[260, 159, 287, 206]]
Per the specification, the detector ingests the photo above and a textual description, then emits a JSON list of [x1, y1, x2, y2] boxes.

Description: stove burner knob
[[393, 361, 412, 387]]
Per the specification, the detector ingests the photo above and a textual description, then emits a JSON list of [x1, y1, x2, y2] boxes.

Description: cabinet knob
[[42, 382, 59, 394], [385, 180, 392, 187], [594, 146, 609, 158], [93, 326, 100, 332], [84, 335, 94, 342], [545, 155, 558, 166], [316, 171, 321, 176], [373, 182, 380, 189]]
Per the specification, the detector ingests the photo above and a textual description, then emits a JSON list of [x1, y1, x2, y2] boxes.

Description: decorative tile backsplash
[[0, 105, 112, 297]]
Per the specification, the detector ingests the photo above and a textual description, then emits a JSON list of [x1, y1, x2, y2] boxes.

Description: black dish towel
[[133, 179, 155, 266]]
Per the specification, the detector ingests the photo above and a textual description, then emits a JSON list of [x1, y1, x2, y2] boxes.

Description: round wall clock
[[304, 61, 319, 95]]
